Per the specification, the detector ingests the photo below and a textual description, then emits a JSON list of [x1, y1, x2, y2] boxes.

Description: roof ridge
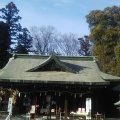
[[11, 53, 96, 61]]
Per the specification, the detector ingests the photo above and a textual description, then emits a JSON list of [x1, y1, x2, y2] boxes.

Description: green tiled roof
[[0, 54, 120, 85]]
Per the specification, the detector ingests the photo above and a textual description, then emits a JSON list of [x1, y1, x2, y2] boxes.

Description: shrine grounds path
[[0, 114, 120, 120]]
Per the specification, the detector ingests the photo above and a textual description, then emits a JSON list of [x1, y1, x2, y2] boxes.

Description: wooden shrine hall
[[0, 54, 120, 119]]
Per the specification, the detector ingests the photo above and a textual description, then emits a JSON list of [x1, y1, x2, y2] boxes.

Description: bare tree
[[31, 26, 81, 56], [31, 26, 59, 55], [58, 33, 79, 56]]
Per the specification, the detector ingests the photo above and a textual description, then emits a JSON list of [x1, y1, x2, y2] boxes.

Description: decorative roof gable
[[27, 55, 77, 73]]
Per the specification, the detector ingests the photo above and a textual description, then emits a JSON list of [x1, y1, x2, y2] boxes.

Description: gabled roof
[[26, 54, 77, 73], [0, 54, 120, 85]]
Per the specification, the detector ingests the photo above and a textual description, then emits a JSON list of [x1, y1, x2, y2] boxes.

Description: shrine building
[[0, 54, 120, 119]]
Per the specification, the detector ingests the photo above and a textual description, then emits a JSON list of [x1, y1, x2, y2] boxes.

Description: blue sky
[[0, 0, 120, 37]]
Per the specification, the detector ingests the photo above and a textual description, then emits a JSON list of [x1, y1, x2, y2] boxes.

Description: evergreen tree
[[15, 28, 32, 54], [0, 21, 11, 68], [0, 2, 21, 52], [86, 6, 120, 75], [114, 41, 120, 76]]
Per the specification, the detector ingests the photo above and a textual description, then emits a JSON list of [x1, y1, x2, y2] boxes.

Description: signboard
[[30, 105, 35, 113], [7, 98, 12, 114], [86, 98, 91, 119]]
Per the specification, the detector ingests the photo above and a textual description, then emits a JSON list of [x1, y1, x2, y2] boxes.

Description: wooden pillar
[[64, 95, 68, 120]]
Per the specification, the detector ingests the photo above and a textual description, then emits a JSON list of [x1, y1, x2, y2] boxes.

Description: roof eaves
[[0, 79, 110, 85], [101, 72, 120, 82]]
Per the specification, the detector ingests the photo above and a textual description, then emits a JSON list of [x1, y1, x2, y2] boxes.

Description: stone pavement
[[0, 114, 48, 120], [0, 114, 120, 120]]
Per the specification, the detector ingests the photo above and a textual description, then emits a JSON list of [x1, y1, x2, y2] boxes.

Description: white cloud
[[41, 7, 48, 10], [53, 0, 73, 5], [54, 3, 63, 7], [59, 0, 73, 3]]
